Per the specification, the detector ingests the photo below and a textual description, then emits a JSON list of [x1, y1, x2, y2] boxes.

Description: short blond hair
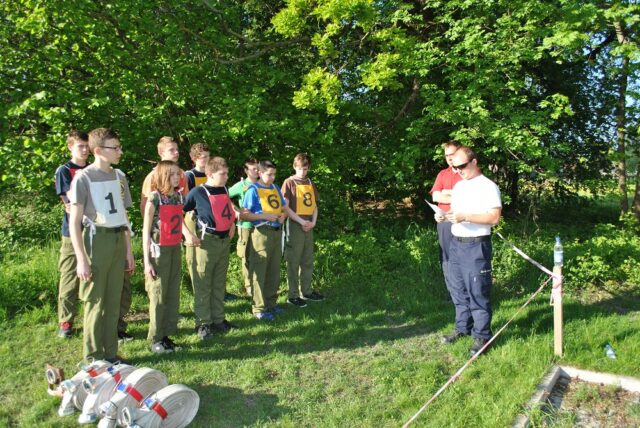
[[157, 136, 177, 155], [88, 128, 119, 153], [205, 157, 228, 175]]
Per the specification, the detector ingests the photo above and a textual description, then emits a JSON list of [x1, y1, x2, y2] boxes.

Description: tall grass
[[0, 194, 639, 426]]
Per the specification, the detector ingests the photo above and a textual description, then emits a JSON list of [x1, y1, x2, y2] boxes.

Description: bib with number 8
[[295, 184, 315, 216]]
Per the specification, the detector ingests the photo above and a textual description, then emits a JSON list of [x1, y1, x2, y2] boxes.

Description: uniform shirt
[[68, 164, 132, 226], [228, 178, 255, 229], [55, 161, 87, 237], [242, 182, 286, 228], [281, 176, 319, 221], [141, 167, 188, 198], [451, 174, 501, 238], [183, 185, 233, 237], [429, 166, 462, 213], [185, 168, 207, 190]]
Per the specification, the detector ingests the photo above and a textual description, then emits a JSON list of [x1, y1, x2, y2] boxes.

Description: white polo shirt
[[451, 174, 501, 238]]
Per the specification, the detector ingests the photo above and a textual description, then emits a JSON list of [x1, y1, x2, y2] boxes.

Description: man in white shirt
[[436, 146, 501, 356]]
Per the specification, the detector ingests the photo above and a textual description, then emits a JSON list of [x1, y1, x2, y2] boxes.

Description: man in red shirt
[[429, 140, 462, 297]]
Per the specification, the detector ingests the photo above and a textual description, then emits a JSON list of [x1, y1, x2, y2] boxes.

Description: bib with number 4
[[158, 200, 183, 246], [257, 187, 282, 215], [89, 178, 127, 227], [202, 186, 234, 232], [295, 184, 316, 216]]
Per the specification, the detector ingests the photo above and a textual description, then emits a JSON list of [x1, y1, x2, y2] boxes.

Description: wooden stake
[[553, 265, 563, 356]]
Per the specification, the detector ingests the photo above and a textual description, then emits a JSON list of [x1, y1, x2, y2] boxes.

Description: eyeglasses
[[102, 145, 123, 151], [452, 161, 471, 171]]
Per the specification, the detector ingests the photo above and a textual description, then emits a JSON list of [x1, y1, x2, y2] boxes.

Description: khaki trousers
[[80, 228, 126, 361], [192, 234, 230, 325], [249, 227, 282, 314], [146, 244, 181, 342], [285, 222, 314, 299], [57, 236, 79, 324]]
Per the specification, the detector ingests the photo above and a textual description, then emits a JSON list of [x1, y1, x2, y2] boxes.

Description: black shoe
[[162, 336, 182, 351], [196, 324, 214, 341], [287, 297, 308, 308], [469, 337, 490, 357], [302, 291, 325, 302], [151, 341, 174, 354], [441, 330, 467, 344], [224, 292, 239, 301], [211, 320, 236, 333], [117, 331, 134, 343], [105, 355, 130, 365]]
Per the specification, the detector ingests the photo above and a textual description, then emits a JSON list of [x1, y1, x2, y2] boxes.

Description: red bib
[[158, 204, 183, 246], [209, 193, 234, 232]]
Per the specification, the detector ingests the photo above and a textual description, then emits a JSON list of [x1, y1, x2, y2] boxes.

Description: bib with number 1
[[257, 187, 282, 215], [208, 192, 234, 232], [158, 198, 183, 246], [89, 178, 127, 227], [295, 184, 315, 216]]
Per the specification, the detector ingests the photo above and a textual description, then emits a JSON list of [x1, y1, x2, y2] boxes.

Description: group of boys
[[56, 129, 326, 362]]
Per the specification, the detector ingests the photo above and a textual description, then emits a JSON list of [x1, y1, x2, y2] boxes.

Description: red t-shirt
[[429, 167, 462, 212]]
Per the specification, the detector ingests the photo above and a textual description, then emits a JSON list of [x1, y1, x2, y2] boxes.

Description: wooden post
[[553, 265, 563, 356]]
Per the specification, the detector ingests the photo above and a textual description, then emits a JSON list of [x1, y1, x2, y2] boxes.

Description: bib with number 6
[[159, 203, 183, 246], [89, 179, 127, 227], [257, 187, 282, 215], [295, 184, 315, 216]]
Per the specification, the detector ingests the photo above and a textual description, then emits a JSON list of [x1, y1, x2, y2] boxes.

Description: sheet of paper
[[425, 199, 445, 216]]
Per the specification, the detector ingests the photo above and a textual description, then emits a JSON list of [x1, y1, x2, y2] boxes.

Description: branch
[[392, 78, 421, 122], [586, 31, 615, 61]]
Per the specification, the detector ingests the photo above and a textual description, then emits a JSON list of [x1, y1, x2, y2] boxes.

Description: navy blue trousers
[[447, 238, 493, 339], [437, 221, 454, 291]]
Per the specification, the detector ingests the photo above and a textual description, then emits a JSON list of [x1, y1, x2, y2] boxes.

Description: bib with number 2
[[158, 202, 183, 246]]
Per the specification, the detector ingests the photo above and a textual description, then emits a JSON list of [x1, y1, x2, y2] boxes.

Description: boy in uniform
[[241, 161, 308, 320], [69, 128, 134, 362], [281, 153, 324, 307], [183, 157, 237, 340], [55, 130, 90, 338], [228, 158, 259, 298]]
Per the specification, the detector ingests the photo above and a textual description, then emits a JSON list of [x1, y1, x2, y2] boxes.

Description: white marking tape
[[403, 233, 561, 426]]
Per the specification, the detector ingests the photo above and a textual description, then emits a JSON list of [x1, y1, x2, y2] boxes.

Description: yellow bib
[[194, 176, 207, 186], [257, 188, 282, 215], [295, 184, 316, 216]]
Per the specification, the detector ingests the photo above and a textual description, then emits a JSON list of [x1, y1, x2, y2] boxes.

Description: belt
[[94, 225, 128, 233], [453, 235, 491, 243], [256, 225, 281, 231], [202, 230, 229, 239]]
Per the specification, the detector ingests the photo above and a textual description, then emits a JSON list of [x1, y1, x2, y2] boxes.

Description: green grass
[[1, 202, 639, 426]]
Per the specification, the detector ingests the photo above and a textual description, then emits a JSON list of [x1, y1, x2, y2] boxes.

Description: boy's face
[[194, 152, 210, 170], [69, 139, 90, 162], [259, 168, 276, 186], [294, 163, 309, 179], [160, 143, 179, 162], [245, 163, 259, 181], [209, 167, 228, 186], [98, 138, 122, 165], [169, 166, 181, 188]]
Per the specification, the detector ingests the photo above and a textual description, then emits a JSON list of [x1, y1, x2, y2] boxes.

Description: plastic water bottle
[[604, 344, 617, 359], [554, 236, 563, 267]]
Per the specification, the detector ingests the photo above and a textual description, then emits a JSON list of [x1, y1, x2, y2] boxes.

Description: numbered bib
[[158, 204, 183, 246], [209, 193, 234, 232], [90, 179, 127, 227], [194, 176, 207, 187], [257, 188, 282, 215], [295, 184, 315, 216]]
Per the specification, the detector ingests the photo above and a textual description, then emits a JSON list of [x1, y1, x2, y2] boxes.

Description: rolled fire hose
[[78, 363, 136, 424], [98, 367, 168, 428], [58, 360, 113, 416], [121, 384, 200, 428]]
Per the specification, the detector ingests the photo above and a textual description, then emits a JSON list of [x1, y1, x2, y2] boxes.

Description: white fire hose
[[122, 384, 200, 428], [78, 363, 136, 424], [57, 360, 113, 416], [98, 367, 168, 428]]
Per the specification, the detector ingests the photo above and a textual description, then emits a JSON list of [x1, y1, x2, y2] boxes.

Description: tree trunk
[[614, 21, 629, 213], [633, 163, 640, 220]]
